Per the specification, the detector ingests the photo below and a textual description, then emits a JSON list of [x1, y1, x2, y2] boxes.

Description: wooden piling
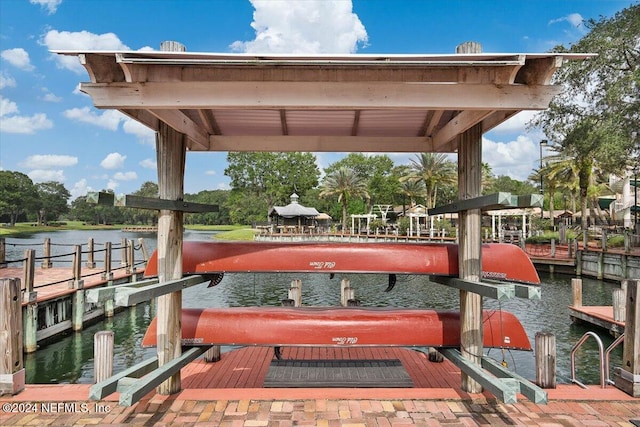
[[340, 279, 353, 307], [535, 332, 556, 388], [93, 331, 114, 383], [572, 278, 582, 308], [86, 238, 96, 268], [0, 237, 6, 268], [23, 249, 35, 294], [127, 240, 135, 274], [138, 238, 149, 262], [204, 346, 221, 362], [613, 288, 626, 323], [42, 237, 52, 268], [120, 238, 127, 267], [288, 279, 302, 307], [0, 278, 24, 395], [614, 279, 639, 397]]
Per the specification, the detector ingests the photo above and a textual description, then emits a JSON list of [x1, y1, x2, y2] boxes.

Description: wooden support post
[[127, 240, 135, 274], [72, 288, 85, 332], [614, 279, 639, 397], [288, 279, 302, 307], [104, 241, 114, 317], [204, 346, 221, 363], [571, 278, 582, 307], [94, 331, 114, 383], [0, 278, 24, 395], [340, 279, 353, 307], [0, 238, 6, 268], [155, 105, 187, 395], [86, 238, 96, 268], [23, 301, 37, 354], [535, 332, 556, 388], [42, 237, 52, 268], [613, 288, 626, 323], [121, 238, 127, 267], [456, 64, 484, 394], [23, 250, 35, 294], [138, 238, 149, 262], [103, 241, 113, 281]]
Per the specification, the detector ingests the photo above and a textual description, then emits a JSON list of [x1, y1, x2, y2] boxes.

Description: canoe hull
[[144, 241, 539, 284], [141, 307, 532, 351]]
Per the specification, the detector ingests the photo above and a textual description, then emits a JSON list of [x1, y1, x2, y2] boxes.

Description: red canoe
[[141, 307, 532, 351], [144, 241, 539, 284]]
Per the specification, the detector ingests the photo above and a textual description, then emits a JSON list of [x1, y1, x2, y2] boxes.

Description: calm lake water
[[4, 230, 623, 386]]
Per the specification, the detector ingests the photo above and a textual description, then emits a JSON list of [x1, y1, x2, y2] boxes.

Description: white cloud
[[100, 152, 126, 169], [63, 107, 123, 131], [0, 72, 16, 89], [549, 13, 584, 29], [41, 30, 130, 73], [21, 154, 78, 169], [139, 158, 157, 169], [41, 90, 62, 102], [113, 171, 137, 181], [482, 135, 541, 181], [231, 0, 367, 54], [122, 117, 155, 146], [491, 111, 538, 134], [205, 170, 217, 176], [70, 178, 92, 199], [106, 180, 119, 191], [0, 97, 19, 117], [0, 112, 53, 134], [30, 0, 62, 14], [1, 48, 35, 71], [28, 169, 65, 182]]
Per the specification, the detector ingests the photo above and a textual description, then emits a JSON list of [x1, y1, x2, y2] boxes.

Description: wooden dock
[[569, 305, 625, 337]]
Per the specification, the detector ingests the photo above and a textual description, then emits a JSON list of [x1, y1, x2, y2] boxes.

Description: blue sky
[[0, 0, 633, 200]]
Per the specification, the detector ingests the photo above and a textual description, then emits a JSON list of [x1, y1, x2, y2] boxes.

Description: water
[[4, 230, 623, 385]]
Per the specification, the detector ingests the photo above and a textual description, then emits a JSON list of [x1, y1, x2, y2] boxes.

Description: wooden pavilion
[[55, 42, 601, 399]]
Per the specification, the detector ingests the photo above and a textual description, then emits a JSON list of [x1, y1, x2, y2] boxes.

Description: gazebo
[[56, 42, 594, 399], [268, 193, 320, 232]]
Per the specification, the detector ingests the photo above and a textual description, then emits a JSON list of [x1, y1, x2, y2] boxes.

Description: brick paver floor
[[2, 395, 639, 426]]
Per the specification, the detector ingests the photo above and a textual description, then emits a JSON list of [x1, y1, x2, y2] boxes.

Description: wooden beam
[[86, 191, 115, 205], [429, 276, 515, 300], [87, 192, 218, 212], [511, 194, 544, 208], [481, 356, 548, 404], [432, 110, 494, 151], [440, 348, 519, 404], [115, 275, 206, 307], [515, 283, 542, 300], [115, 194, 218, 213], [89, 357, 158, 400], [428, 193, 513, 215], [209, 135, 433, 153], [119, 347, 209, 406], [148, 109, 209, 150], [81, 81, 561, 110], [85, 278, 159, 303]]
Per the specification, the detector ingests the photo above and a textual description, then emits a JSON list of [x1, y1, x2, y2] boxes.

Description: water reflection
[[8, 230, 624, 386]]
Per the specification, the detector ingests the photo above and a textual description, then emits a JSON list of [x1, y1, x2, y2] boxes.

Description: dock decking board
[[179, 346, 463, 390]]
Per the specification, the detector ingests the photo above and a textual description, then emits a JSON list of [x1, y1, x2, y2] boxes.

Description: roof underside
[[56, 50, 590, 154]]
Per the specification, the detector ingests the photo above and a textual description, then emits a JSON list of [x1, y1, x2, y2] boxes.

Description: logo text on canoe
[[309, 261, 336, 269]]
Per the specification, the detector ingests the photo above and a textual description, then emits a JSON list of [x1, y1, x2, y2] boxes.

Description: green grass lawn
[[1, 221, 256, 240]]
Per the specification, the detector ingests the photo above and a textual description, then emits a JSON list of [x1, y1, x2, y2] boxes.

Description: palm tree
[[320, 167, 370, 232], [399, 178, 425, 207], [400, 153, 456, 208]]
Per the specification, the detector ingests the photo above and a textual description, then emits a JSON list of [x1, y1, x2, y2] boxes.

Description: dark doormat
[[264, 359, 414, 388]]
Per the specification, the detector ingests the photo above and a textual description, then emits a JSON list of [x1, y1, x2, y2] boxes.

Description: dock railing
[[0, 237, 149, 292]]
